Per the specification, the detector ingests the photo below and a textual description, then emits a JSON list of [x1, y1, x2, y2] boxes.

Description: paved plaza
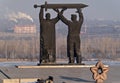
[[0, 61, 120, 83]]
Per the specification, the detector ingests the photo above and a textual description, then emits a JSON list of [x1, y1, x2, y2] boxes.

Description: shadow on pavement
[[60, 76, 95, 83]]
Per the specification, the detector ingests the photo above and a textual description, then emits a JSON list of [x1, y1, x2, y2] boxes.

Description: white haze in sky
[[7, 12, 33, 23]]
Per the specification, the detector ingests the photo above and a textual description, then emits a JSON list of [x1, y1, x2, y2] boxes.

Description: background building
[[14, 25, 36, 34]]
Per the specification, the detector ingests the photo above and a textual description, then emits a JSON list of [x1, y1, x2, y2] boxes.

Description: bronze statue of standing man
[[39, 7, 59, 64], [59, 8, 84, 64]]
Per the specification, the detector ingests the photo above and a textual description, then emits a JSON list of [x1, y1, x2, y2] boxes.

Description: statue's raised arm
[[76, 8, 84, 23], [53, 8, 59, 13], [52, 8, 60, 23], [58, 8, 70, 25], [39, 7, 44, 22]]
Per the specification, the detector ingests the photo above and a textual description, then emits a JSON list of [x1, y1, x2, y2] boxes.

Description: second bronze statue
[[58, 8, 83, 64]]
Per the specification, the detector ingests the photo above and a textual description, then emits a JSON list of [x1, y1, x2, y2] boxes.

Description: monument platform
[[0, 61, 119, 83]]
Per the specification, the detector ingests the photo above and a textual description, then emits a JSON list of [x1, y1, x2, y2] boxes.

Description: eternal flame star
[[90, 61, 109, 83]]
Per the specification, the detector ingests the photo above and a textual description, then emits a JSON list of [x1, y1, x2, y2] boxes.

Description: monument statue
[[58, 8, 83, 64], [34, 2, 88, 64], [39, 7, 59, 63]]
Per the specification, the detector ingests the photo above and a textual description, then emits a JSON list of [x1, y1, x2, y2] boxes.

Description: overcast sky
[[0, 0, 120, 21]]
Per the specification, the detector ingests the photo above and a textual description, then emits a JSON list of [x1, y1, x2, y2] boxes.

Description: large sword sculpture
[[34, 1, 88, 10]]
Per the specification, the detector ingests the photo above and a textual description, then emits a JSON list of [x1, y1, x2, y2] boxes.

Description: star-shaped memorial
[[90, 61, 109, 83]]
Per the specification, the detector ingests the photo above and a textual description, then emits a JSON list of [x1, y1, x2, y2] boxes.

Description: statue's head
[[71, 14, 77, 21], [46, 13, 50, 20]]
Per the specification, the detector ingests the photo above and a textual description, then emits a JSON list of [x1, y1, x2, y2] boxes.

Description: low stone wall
[[3, 79, 19, 83], [17, 65, 109, 68], [2, 78, 38, 83]]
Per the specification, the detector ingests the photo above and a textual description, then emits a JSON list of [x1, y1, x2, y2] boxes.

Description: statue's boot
[[76, 55, 82, 63], [68, 57, 74, 64]]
